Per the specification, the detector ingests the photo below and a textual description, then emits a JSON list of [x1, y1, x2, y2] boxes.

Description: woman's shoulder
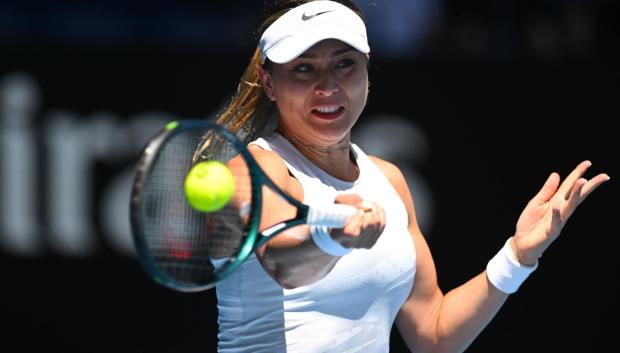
[[367, 155, 406, 185], [248, 144, 288, 178], [367, 157, 421, 234], [367, 155, 415, 204], [247, 144, 301, 197]]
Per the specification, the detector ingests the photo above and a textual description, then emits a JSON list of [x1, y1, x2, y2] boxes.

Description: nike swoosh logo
[[301, 10, 333, 21]]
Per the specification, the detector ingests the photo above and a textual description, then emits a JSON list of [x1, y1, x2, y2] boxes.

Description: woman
[[195, 1, 610, 352]]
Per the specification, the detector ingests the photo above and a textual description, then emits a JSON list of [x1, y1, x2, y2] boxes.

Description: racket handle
[[307, 204, 358, 228]]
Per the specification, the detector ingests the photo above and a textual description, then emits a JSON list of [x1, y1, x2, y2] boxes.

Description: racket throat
[[262, 223, 286, 237]]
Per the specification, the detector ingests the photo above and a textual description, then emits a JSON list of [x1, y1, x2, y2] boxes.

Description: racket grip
[[307, 204, 358, 228]]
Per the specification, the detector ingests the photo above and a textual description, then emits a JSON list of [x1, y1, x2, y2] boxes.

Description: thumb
[[532, 172, 560, 204], [334, 193, 364, 207]]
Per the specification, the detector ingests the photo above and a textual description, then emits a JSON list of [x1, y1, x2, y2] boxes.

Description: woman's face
[[260, 39, 369, 145]]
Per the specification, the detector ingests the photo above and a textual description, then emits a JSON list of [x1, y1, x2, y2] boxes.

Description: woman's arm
[[248, 145, 385, 289], [372, 157, 506, 352], [372, 157, 608, 353]]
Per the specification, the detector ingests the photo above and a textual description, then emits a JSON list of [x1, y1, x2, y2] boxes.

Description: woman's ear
[[256, 65, 275, 101]]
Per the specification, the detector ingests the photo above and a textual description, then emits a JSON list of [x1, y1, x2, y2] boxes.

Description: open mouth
[[311, 106, 345, 119]]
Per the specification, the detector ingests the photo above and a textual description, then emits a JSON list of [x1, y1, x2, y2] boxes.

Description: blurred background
[[1, 0, 617, 352]]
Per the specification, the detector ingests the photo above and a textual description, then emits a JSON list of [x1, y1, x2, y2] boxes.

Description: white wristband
[[310, 226, 352, 257], [486, 238, 538, 294]]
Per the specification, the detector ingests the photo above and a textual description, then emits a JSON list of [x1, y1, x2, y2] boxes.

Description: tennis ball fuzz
[[184, 161, 235, 212]]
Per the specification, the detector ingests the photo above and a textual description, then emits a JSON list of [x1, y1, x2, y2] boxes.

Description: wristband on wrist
[[310, 226, 352, 257], [486, 237, 538, 294], [509, 236, 539, 267]]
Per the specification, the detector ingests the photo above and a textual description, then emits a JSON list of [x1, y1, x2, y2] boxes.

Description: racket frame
[[130, 120, 311, 291]]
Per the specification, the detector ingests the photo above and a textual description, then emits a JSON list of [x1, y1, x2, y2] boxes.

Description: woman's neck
[[277, 127, 359, 182]]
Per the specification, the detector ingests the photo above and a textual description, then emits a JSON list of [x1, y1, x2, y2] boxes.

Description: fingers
[[337, 199, 386, 249], [537, 160, 609, 207], [532, 172, 560, 204], [563, 171, 610, 216], [349, 200, 384, 233], [559, 161, 609, 204], [545, 160, 609, 226], [549, 202, 563, 235], [579, 173, 611, 199], [359, 202, 385, 248], [558, 160, 592, 200], [563, 177, 586, 219], [335, 193, 364, 207]]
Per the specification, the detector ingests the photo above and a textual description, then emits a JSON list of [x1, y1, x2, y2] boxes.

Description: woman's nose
[[314, 72, 339, 96]]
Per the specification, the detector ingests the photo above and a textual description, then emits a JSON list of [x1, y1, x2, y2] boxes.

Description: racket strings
[[141, 128, 253, 287]]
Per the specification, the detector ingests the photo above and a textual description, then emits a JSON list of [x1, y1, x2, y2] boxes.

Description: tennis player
[[197, 1, 610, 352]]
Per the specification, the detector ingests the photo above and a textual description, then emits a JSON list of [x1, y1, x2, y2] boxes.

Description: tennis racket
[[130, 120, 357, 292]]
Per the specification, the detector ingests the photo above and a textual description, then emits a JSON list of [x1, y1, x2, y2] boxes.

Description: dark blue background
[[1, 1, 617, 352]]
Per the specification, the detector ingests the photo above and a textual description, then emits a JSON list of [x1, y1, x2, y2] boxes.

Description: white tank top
[[216, 132, 416, 353]]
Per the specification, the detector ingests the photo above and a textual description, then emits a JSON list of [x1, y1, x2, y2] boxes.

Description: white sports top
[[216, 132, 416, 353]]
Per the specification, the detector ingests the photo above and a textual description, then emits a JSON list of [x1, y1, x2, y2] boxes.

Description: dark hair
[[193, 0, 366, 162]]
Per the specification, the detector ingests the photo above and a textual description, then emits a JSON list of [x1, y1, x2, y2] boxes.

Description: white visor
[[259, 1, 370, 64]]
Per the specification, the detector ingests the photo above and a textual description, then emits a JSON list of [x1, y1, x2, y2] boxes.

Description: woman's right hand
[[330, 194, 386, 249]]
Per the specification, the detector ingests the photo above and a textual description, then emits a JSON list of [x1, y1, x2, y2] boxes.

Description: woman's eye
[[293, 63, 314, 73], [336, 58, 354, 68]]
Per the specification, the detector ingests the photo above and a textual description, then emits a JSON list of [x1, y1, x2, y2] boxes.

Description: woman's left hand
[[511, 160, 609, 265]]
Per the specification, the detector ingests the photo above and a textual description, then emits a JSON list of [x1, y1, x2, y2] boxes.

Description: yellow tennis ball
[[184, 161, 235, 212]]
